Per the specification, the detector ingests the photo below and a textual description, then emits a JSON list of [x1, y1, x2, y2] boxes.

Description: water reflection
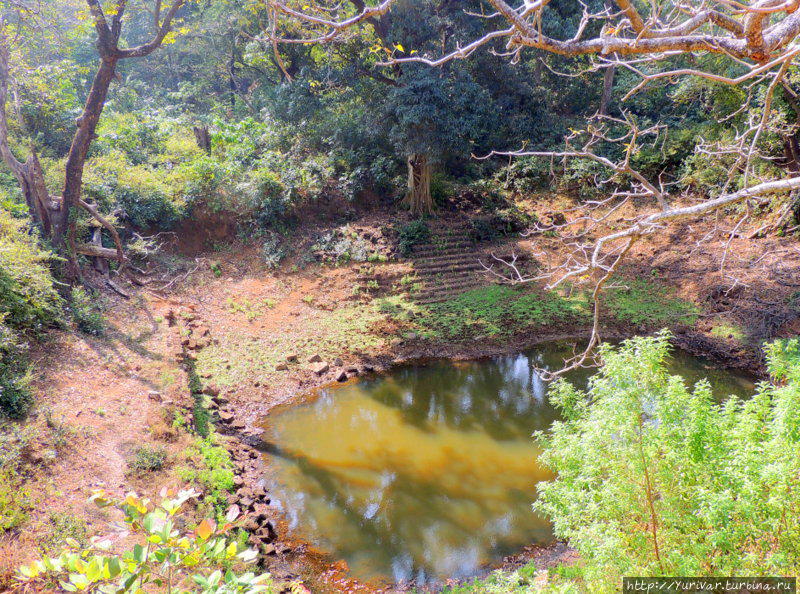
[[260, 342, 754, 585]]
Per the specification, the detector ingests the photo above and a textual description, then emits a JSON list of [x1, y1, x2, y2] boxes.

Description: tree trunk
[[57, 56, 119, 250], [402, 153, 433, 215], [193, 125, 211, 153], [599, 64, 615, 116]]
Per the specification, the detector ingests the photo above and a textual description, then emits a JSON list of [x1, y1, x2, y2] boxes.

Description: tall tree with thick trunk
[[0, 0, 186, 274]]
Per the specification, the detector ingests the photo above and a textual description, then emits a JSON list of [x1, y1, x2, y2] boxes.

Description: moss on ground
[[413, 285, 589, 340], [603, 276, 699, 327], [195, 304, 387, 386]]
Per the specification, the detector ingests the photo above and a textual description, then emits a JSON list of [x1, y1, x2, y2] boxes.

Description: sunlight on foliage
[[17, 488, 276, 593], [534, 333, 800, 591]]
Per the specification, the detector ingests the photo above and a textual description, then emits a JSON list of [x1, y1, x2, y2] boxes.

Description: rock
[[261, 543, 277, 556], [286, 354, 298, 363], [239, 497, 254, 509], [275, 363, 288, 371], [231, 419, 245, 430], [195, 326, 211, 337], [335, 370, 348, 382], [233, 475, 245, 488], [147, 391, 162, 402], [253, 503, 271, 519], [212, 394, 229, 405], [218, 410, 234, 423], [237, 487, 254, 499], [363, 364, 375, 372], [308, 354, 322, 363], [203, 384, 220, 397], [333, 358, 343, 367], [312, 362, 329, 375], [346, 366, 359, 375], [243, 518, 260, 532], [226, 504, 241, 520]]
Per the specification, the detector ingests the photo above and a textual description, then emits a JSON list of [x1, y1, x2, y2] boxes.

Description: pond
[[259, 342, 755, 586]]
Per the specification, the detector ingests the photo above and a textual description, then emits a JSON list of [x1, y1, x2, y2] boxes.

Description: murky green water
[[260, 342, 755, 586]]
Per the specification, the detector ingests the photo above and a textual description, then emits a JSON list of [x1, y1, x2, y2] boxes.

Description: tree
[[0, 0, 187, 278], [268, 0, 800, 372]]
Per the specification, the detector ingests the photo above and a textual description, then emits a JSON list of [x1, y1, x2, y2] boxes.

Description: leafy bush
[[0, 209, 62, 335], [534, 334, 800, 589], [261, 233, 287, 270], [0, 208, 62, 418], [83, 152, 186, 229], [240, 168, 288, 229], [312, 226, 373, 264], [69, 287, 105, 336], [397, 218, 430, 256], [17, 489, 276, 593], [129, 445, 167, 472]]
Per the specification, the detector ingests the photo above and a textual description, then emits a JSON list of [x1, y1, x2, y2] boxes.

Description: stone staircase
[[408, 222, 491, 304]]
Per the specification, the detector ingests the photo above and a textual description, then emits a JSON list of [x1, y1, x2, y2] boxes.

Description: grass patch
[[128, 444, 167, 472], [177, 437, 236, 521], [710, 321, 746, 341], [441, 561, 582, 593], [0, 468, 29, 532], [195, 304, 386, 386], [603, 277, 698, 326], [41, 513, 88, 553], [415, 285, 589, 340]]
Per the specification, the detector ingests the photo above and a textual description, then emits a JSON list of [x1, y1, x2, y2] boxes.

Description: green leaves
[[535, 333, 800, 588], [17, 489, 278, 593]]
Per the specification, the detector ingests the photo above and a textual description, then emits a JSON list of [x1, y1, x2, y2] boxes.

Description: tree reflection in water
[[260, 342, 754, 585]]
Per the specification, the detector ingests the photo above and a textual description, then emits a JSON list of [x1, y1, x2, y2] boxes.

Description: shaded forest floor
[[4, 194, 799, 592]]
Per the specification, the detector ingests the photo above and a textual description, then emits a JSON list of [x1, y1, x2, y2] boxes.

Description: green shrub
[[83, 152, 185, 229], [241, 168, 288, 229], [18, 489, 276, 593], [0, 467, 30, 532], [0, 208, 62, 418], [129, 445, 167, 472], [534, 333, 800, 590], [397, 218, 430, 256], [69, 287, 105, 336], [261, 233, 287, 269], [0, 209, 62, 335], [42, 513, 88, 552]]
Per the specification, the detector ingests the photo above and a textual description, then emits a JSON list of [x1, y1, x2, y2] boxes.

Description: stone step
[[414, 262, 484, 276], [411, 245, 475, 257], [412, 253, 482, 267], [413, 281, 485, 301]]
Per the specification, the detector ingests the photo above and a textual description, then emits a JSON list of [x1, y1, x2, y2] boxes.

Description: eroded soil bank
[[9, 198, 797, 592]]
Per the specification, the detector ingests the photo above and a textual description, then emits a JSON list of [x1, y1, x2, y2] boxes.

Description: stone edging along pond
[[169, 305, 765, 590]]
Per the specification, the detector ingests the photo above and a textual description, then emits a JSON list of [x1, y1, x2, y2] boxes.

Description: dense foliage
[[0, 208, 62, 417], [535, 333, 800, 590]]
